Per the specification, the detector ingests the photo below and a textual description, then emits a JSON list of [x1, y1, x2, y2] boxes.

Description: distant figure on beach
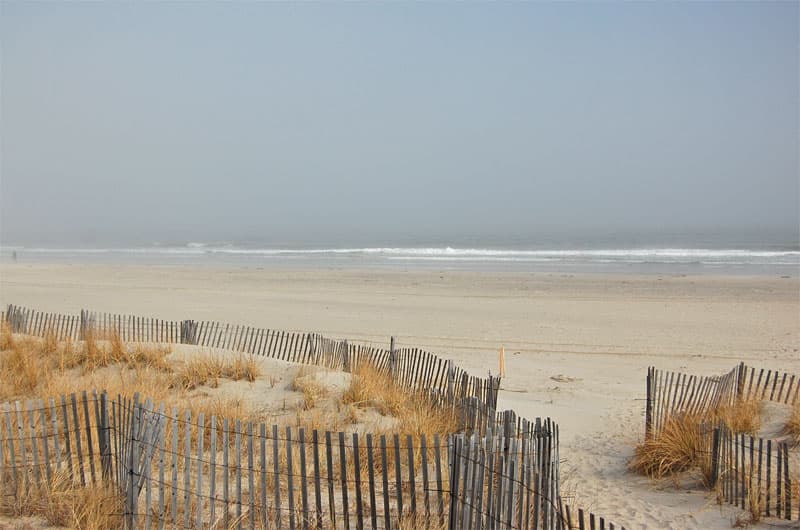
[[11, 251, 17, 262]]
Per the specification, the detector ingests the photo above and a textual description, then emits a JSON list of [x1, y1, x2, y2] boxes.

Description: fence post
[[389, 336, 397, 378], [98, 392, 111, 480], [79, 309, 87, 340], [179, 320, 195, 345], [446, 360, 455, 404], [736, 362, 746, 400], [125, 394, 141, 530], [447, 435, 461, 530], [709, 426, 721, 488], [645, 367, 653, 439]]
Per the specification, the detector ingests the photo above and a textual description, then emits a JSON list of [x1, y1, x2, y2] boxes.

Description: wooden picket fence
[[0, 390, 114, 493], [738, 364, 800, 406], [3, 305, 499, 435], [644, 364, 740, 438], [646, 363, 800, 439], [712, 423, 797, 521], [0, 389, 573, 530], [0, 303, 630, 530], [558, 504, 627, 530], [645, 364, 799, 522]]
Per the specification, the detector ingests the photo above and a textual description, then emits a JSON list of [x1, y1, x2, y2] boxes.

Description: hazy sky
[[1, 1, 798, 246]]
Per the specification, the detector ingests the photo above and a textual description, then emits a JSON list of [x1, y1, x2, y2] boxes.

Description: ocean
[[2, 232, 798, 275]]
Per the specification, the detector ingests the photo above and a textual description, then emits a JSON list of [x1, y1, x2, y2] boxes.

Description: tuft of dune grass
[[784, 401, 800, 442], [2, 335, 42, 395], [711, 398, 762, 435], [172, 352, 225, 389], [172, 351, 261, 390], [226, 352, 261, 382], [0, 320, 14, 350], [343, 361, 459, 439], [629, 414, 711, 481], [0, 469, 123, 530], [293, 367, 329, 410], [42, 330, 59, 354]]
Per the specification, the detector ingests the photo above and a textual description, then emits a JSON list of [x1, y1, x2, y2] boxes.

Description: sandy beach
[[1, 264, 798, 529]]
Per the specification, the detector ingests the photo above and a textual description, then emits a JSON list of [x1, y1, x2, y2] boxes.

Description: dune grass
[[172, 351, 262, 390], [292, 366, 329, 410], [0, 328, 263, 403], [0, 330, 173, 401], [0, 469, 123, 530], [0, 329, 464, 527], [631, 395, 764, 484], [629, 414, 713, 482], [784, 401, 800, 442], [343, 361, 459, 438], [711, 398, 762, 436]]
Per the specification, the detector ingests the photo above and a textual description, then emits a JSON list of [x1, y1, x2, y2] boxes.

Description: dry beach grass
[[0, 325, 464, 528]]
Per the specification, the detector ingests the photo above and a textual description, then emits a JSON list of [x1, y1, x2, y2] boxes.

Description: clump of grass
[[126, 344, 171, 371], [629, 414, 709, 479], [712, 398, 762, 435], [781, 401, 800, 442], [730, 478, 765, 527], [0, 320, 15, 350], [109, 330, 126, 361], [343, 362, 403, 415], [0, 470, 123, 530], [42, 330, 59, 354], [746, 479, 764, 524], [225, 353, 261, 382], [194, 396, 258, 427], [1, 336, 42, 395], [343, 362, 459, 438], [293, 368, 328, 410], [42, 365, 175, 406], [82, 330, 112, 371], [59, 338, 77, 372], [172, 352, 260, 390], [172, 353, 224, 390]]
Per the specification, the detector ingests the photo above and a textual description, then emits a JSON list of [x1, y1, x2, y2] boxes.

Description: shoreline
[[1, 259, 798, 276]]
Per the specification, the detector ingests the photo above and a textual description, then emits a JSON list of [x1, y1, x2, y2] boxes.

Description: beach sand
[[1, 264, 798, 529]]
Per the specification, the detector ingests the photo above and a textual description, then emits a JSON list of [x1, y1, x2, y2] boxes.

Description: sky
[[1, 1, 798, 247]]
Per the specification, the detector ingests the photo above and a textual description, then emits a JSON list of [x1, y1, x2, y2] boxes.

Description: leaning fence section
[[738, 364, 800, 406], [644, 363, 799, 523], [646, 363, 800, 440], [713, 424, 796, 521], [0, 390, 114, 494], [0, 388, 569, 530], [448, 424, 561, 530], [116, 393, 458, 530], [645, 364, 740, 438], [119, 394, 566, 530], [3, 304, 501, 436]]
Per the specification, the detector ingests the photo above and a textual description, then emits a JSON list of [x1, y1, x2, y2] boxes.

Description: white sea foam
[[2, 245, 798, 265]]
